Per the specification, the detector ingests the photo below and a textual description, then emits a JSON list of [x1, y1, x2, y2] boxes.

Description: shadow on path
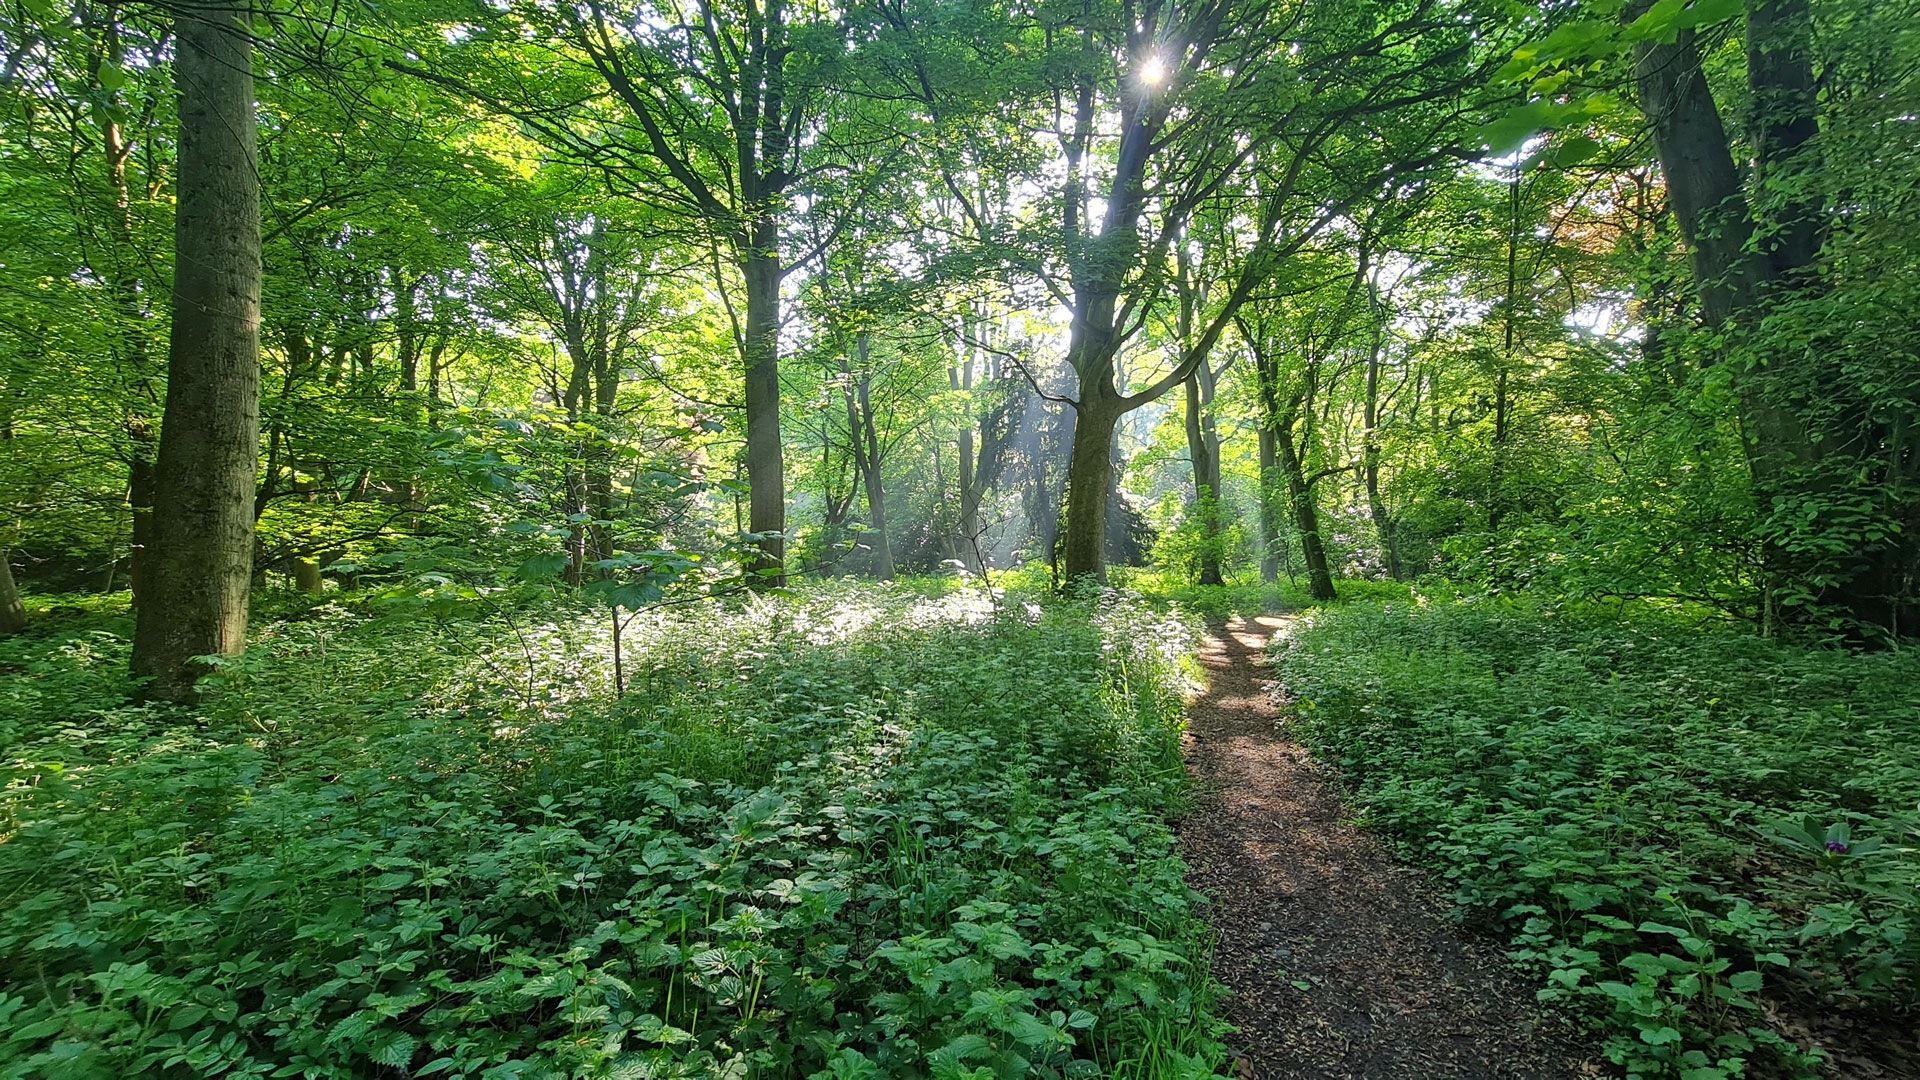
[[1177, 614, 1598, 1080]]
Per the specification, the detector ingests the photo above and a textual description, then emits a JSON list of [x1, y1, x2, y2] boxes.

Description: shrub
[[0, 586, 1225, 1079], [1270, 598, 1920, 1079]]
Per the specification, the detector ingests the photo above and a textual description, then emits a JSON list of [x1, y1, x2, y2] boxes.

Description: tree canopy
[[6, 0, 1920, 1073], [8, 0, 1914, 645]]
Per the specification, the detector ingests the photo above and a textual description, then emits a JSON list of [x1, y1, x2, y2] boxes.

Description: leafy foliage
[[0, 587, 1224, 1078], [1270, 599, 1920, 1077]]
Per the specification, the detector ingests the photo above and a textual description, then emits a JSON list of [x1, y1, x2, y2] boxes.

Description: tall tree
[[949, 310, 1023, 573], [404, 0, 908, 584], [1626, 0, 1913, 632], [931, 0, 1495, 582], [130, 2, 261, 696], [841, 335, 896, 579], [1238, 277, 1361, 603], [1173, 244, 1229, 584], [1491, 0, 1920, 633]]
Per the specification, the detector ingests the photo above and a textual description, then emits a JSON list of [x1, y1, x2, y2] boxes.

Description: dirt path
[[1177, 614, 1598, 1080]]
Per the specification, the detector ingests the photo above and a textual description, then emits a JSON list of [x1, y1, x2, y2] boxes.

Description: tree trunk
[[819, 426, 853, 568], [1629, 10, 1810, 476], [1274, 424, 1336, 602], [858, 455, 894, 580], [1627, 1, 1920, 631], [127, 451, 154, 602], [1364, 287, 1402, 580], [952, 317, 1017, 573], [565, 465, 587, 586], [396, 272, 420, 391], [956, 335, 979, 573], [957, 426, 980, 573], [587, 340, 620, 573], [1745, 0, 1823, 283], [1364, 448, 1400, 580], [0, 549, 25, 634], [1184, 365, 1225, 585], [960, 394, 1018, 574], [740, 231, 786, 584], [1025, 397, 1063, 576], [1629, 17, 1768, 331], [427, 337, 449, 400], [1061, 399, 1119, 584], [130, 3, 261, 699], [846, 336, 895, 580], [1258, 425, 1281, 584], [97, 32, 160, 609], [1628, 7, 1810, 476], [292, 557, 322, 595]]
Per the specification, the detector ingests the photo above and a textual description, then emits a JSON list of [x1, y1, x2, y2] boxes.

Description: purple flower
[[1825, 841, 1850, 854]]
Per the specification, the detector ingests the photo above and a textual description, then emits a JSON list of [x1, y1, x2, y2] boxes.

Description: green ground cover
[[0, 585, 1224, 1079], [1270, 598, 1920, 1079], [1104, 569, 1410, 620]]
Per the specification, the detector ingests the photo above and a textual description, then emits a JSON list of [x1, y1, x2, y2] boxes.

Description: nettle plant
[[1271, 599, 1920, 1080], [0, 587, 1225, 1079]]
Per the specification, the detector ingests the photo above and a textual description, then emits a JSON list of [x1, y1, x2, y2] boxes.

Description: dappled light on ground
[[1180, 615, 1594, 1079], [0, 585, 1228, 1077]]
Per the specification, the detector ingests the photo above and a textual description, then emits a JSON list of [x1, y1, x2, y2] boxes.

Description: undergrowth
[[1269, 598, 1920, 1079], [0, 584, 1225, 1079], [1107, 568, 1410, 619]]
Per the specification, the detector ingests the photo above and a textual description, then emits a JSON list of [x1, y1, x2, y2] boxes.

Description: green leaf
[[1474, 101, 1571, 156], [368, 1031, 417, 1067], [1625, 0, 1742, 43], [516, 552, 570, 580], [930, 1033, 992, 1066], [606, 579, 665, 609], [1552, 135, 1602, 168]]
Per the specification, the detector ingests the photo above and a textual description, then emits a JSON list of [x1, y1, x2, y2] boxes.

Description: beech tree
[[1497, 0, 1920, 634], [400, 0, 912, 584], [129, 0, 261, 696], [902, 0, 1502, 581]]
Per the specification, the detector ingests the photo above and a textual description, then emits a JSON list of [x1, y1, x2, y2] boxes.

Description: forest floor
[[1176, 613, 1600, 1079]]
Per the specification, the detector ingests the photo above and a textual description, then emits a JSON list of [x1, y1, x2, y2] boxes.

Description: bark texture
[[292, 557, 323, 595], [1630, 22, 1766, 329], [741, 241, 787, 582], [952, 320, 1019, 573], [1363, 283, 1401, 580], [0, 550, 25, 635], [1184, 363, 1225, 586], [1629, 3, 1812, 483], [1274, 416, 1337, 602], [1060, 401, 1119, 584], [130, 4, 261, 698]]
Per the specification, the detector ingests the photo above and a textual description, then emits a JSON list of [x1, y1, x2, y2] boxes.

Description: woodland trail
[[1177, 614, 1598, 1080]]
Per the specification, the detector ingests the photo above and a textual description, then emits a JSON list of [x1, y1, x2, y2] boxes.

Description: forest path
[[1176, 614, 1597, 1080]]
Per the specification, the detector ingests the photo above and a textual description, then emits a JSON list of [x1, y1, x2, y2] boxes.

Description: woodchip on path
[[1175, 614, 1599, 1080]]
